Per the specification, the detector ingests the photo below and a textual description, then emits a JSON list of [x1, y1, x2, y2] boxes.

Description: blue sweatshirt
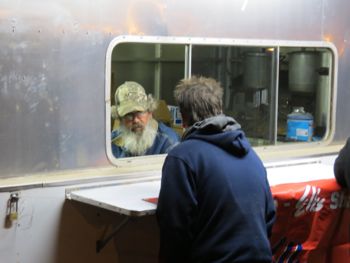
[[156, 115, 276, 263]]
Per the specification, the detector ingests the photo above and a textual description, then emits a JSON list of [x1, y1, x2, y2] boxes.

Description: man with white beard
[[111, 81, 180, 158]]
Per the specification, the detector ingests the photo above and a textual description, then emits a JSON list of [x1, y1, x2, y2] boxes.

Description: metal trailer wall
[[0, 0, 350, 178], [0, 185, 120, 263], [0, 1, 349, 263], [0, 180, 161, 263]]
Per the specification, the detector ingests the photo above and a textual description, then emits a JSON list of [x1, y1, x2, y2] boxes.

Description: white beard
[[120, 121, 157, 156]]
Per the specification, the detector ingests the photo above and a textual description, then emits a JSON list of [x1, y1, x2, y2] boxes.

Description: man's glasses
[[123, 111, 148, 121]]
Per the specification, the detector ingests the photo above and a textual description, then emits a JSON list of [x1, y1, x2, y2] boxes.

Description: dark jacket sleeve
[[156, 155, 197, 263], [334, 137, 350, 189]]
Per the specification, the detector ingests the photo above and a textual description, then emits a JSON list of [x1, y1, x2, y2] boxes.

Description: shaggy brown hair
[[174, 76, 223, 126]]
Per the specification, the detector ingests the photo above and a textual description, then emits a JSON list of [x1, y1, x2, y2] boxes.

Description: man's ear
[[181, 112, 189, 128]]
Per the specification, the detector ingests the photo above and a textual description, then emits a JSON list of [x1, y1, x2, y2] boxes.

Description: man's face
[[121, 111, 152, 134]]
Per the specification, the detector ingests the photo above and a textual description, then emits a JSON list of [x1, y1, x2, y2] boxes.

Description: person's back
[[156, 76, 275, 263], [158, 116, 275, 262]]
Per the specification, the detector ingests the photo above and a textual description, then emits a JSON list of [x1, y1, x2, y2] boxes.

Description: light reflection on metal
[[323, 34, 345, 57], [323, 34, 333, 43], [126, 0, 166, 35]]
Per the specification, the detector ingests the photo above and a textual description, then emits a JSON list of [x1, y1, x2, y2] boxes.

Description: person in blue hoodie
[[156, 76, 276, 263], [334, 137, 350, 189]]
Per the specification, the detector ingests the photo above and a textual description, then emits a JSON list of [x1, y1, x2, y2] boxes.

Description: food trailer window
[[105, 37, 337, 163]]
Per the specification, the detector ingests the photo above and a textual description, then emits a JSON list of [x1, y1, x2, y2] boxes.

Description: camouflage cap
[[114, 81, 151, 117]]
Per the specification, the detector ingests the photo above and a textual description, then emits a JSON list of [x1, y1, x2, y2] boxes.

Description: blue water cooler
[[287, 107, 313, 142]]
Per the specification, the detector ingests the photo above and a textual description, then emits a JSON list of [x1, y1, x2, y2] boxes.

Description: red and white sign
[[270, 179, 350, 263]]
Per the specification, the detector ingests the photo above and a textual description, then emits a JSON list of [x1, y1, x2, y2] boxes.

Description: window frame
[[105, 35, 338, 168]]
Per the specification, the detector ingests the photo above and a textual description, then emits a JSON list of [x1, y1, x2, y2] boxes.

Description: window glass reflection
[[110, 43, 184, 158], [191, 45, 276, 145], [109, 41, 333, 158], [277, 48, 332, 143]]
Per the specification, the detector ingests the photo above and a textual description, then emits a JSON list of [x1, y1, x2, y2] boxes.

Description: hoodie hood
[[183, 114, 250, 157]]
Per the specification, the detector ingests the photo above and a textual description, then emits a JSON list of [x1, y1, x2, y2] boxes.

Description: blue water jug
[[287, 107, 313, 142]]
